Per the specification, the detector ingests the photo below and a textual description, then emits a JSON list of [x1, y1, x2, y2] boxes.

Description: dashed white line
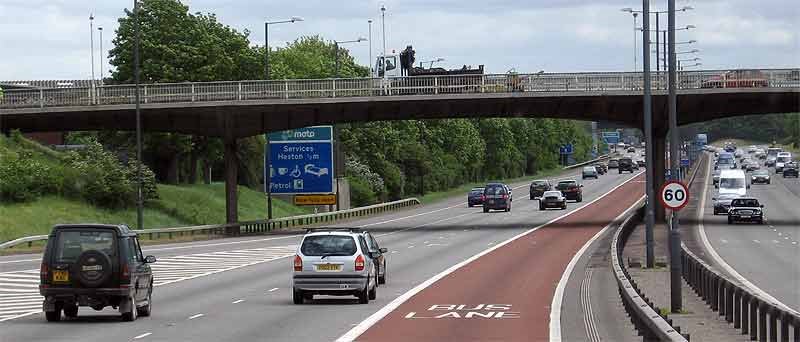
[[133, 332, 152, 340], [268, 288, 279, 292], [232, 299, 244, 304], [753, 240, 761, 243], [188, 313, 204, 320], [407, 246, 414, 249]]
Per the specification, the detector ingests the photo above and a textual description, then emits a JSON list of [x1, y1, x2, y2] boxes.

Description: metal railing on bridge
[[1, 69, 798, 110]]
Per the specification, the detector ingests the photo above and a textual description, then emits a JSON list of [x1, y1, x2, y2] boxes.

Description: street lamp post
[[132, 0, 143, 231], [633, 12, 639, 71], [264, 17, 303, 80], [668, 0, 683, 313], [90, 14, 95, 83], [368, 19, 373, 77], [381, 5, 387, 80], [641, 0, 656, 270], [334, 38, 367, 78], [98, 26, 104, 84]]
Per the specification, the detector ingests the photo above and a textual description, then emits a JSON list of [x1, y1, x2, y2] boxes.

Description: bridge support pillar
[[224, 135, 240, 235], [653, 130, 667, 222]]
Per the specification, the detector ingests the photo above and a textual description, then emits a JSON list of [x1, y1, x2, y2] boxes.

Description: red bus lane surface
[[355, 174, 644, 342]]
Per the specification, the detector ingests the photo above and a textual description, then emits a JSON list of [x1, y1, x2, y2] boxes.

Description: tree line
[[76, 0, 595, 207]]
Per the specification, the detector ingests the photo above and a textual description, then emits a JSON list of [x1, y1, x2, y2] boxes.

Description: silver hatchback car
[[292, 229, 383, 304]]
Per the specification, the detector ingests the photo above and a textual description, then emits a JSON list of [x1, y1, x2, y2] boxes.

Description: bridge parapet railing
[[1, 69, 797, 110]]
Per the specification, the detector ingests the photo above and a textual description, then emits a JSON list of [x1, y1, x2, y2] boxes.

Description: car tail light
[[502, 194, 508, 199], [293, 255, 303, 271], [354, 255, 365, 271], [40, 263, 49, 282], [481, 194, 485, 201], [120, 264, 130, 283]]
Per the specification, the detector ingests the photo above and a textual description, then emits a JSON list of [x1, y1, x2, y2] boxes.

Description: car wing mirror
[[714, 184, 719, 188], [760, 204, 764, 208], [144, 255, 157, 263], [379, 247, 388, 253], [712, 197, 717, 201]]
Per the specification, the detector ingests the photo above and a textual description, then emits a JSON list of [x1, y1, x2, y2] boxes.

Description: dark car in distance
[[529, 180, 552, 200], [467, 187, 485, 207], [783, 162, 799, 178], [727, 197, 764, 224], [556, 180, 583, 202], [40, 224, 156, 322], [607, 159, 620, 169], [483, 183, 512, 212], [618, 158, 635, 174]]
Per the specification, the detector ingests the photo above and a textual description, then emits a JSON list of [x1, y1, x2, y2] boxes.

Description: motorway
[[0, 162, 644, 342], [693, 153, 800, 313]]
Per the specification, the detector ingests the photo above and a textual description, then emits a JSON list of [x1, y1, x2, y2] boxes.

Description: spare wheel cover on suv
[[74, 250, 113, 288]]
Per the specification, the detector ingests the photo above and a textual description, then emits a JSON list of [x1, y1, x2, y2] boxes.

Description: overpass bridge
[[1, 68, 798, 226]]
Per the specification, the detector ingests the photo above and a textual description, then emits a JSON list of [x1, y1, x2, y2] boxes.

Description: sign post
[[265, 126, 335, 211]]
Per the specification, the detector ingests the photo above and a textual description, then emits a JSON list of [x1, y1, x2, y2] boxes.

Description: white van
[[775, 152, 792, 173], [716, 169, 748, 196]]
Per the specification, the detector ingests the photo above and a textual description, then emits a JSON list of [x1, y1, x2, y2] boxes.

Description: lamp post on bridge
[[264, 17, 303, 80], [622, 6, 693, 72], [334, 37, 367, 78], [368, 19, 373, 77], [98, 26, 104, 85], [132, 0, 143, 230]]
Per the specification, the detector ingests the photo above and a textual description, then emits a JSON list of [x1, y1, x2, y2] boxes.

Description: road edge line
[[696, 154, 799, 315], [549, 195, 645, 342], [336, 171, 643, 342]]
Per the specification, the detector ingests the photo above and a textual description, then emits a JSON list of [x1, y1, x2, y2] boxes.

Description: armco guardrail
[[2, 68, 797, 110], [0, 197, 420, 251], [612, 204, 690, 341], [679, 153, 800, 341], [562, 153, 615, 170]]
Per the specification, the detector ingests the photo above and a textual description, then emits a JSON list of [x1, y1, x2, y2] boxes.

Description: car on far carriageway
[[593, 163, 607, 174], [618, 158, 635, 174], [483, 182, 512, 212], [40, 224, 156, 322], [292, 228, 384, 305], [529, 179, 552, 200], [539, 190, 567, 210], [556, 180, 583, 202], [750, 169, 770, 184], [582, 166, 598, 179], [712, 193, 740, 215], [783, 162, 799, 178], [727, 197, 765, 224], [607, 159, 619, 169], [467, 187, 485, 207]]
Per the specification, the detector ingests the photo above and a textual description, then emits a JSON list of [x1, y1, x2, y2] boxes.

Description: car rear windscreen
[[732, 199, 759, 207], [719, 178, 745, 189], [301, 235, 357, 256], [484, 185, 507, 195], [55, 230, 116, 263]]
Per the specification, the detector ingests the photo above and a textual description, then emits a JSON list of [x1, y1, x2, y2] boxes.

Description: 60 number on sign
[[659, 181, 689, 211]]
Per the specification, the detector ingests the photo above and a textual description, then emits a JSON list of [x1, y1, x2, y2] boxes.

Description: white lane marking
[[407, 246, 414, 249], [373, 212, 474, 238], [753, 240, 761, 243], [721, 239, 729, 244], [188, 313, 204, 320], [697, 156, 800, 316], [232, 299, 244, 304], [580, 269, 601, 342], [551, 195, 645, 342], [268, 288, 279, 292], [0, 258, 40, 265], [336, 170, 642, 342], [772, 240, 780, 244], [390, 251, 398, 254], [133, 332, 152, 340]]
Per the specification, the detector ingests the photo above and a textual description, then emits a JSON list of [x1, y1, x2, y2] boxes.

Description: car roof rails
[[305, 227, 364, 234]]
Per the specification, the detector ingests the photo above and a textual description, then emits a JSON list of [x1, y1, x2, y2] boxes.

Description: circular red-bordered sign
[[659, 180, 689, 211]]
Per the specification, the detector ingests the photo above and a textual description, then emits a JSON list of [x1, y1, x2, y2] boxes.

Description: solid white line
[[550, 194, 645, 342], [336, 171, 642, 342], [696, 156, 800, 316], [142, 235, 302, 252], [0, 258, 40, 265], [268, 287, 279, 292], [133, 332, 152, 339], [232, 299, 244, 304], [188, 313, 204, 320]]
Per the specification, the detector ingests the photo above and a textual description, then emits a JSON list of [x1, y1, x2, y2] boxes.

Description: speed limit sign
[[660, 181, 689, 211]]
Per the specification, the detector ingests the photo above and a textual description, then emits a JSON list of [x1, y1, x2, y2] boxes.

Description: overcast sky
[[1, 0, 797, 80]]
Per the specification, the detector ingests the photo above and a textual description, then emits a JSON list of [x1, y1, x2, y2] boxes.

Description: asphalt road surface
[[695, 155, 800, 312], [0, 164, 643, 342]]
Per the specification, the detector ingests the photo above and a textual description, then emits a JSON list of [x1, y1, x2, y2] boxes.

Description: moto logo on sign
[[404, 304, 520, 319]]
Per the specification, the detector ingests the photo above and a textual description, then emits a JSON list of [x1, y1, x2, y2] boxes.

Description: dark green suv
[[618, 158, 635, 174], [39, 224, 156, 322]]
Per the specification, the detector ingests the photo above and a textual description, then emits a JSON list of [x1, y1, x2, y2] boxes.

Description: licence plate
[[488, 200, 494, 204], [316, 264, 342, 272], [740, 215, 751, 218], [53, 270, 69, 282]]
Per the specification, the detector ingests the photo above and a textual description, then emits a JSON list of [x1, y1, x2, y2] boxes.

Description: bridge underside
[[2, 88, 797, 137]]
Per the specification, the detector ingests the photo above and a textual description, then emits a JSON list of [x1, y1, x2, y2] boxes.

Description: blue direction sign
[[681, 158, 690, 167], [265, 126, 334, 194], [602, 131, 620, 145]]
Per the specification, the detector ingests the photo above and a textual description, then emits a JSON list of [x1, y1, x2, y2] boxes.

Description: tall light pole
[[264, 17, 303, 80], [89, 14, 95, 82], [368, 19, 373, 77], [633, 12, 639, 71], [334, 37, 367, 78], [381, 4, 387, 79], [98, 26, 104, 84], [133, 0, 143, 230], [624, 6, 693, 87], [641, 0, 655, 270], [667, 0, 683, 313]]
